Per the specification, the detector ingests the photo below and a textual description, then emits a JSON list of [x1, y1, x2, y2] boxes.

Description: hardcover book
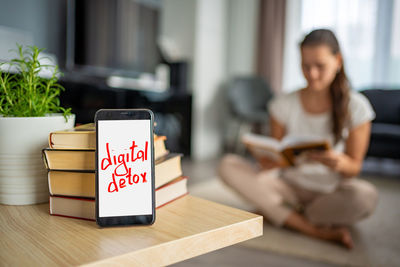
[[49, 176, 188, 220], [48, 171, 95, 198], [49, 196, 95, 221], [49, 123, 95, 149], [242, 133, 330, 166], [154, 153, 183, 188], [43, 149, 95, 171]]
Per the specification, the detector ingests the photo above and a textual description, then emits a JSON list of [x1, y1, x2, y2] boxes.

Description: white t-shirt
[[268, 90, 375, 193]]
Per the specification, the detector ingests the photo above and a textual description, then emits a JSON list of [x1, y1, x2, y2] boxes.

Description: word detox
[[101, 141, 149, 193]]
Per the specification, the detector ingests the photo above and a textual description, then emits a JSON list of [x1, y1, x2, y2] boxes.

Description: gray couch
[[361, 89, 400, 159]]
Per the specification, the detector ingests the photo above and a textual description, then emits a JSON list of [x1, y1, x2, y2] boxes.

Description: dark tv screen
[[68, 0, 160, 77]]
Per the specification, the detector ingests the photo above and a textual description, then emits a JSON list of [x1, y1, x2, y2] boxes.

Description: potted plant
[[0, 44, 75, 205]]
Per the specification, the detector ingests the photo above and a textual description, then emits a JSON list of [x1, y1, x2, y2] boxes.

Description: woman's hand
[[307, 122, 372, 177], [307, 150, 345, 172]]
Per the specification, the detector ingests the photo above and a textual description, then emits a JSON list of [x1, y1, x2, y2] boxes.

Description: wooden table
[[0, 195, 263, 266]]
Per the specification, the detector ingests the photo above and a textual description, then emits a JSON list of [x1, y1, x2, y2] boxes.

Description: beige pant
[[218, 154, 378, 227]]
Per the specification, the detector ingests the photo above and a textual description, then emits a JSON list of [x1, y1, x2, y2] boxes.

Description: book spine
[[47, 173, 53, 195], [48, 133, 54, 149], [42, 149, 50, 169]]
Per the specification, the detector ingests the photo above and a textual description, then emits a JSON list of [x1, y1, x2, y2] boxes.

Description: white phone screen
[[97, 119, 152, 217]]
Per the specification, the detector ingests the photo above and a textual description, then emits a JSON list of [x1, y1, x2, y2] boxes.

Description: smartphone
[[95, 109, 155, 227]]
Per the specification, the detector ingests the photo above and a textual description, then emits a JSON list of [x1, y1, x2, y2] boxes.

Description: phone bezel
[[94, 109, 155, 227]]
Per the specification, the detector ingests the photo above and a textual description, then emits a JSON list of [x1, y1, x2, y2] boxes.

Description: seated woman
[[218, 29, 377, 249]]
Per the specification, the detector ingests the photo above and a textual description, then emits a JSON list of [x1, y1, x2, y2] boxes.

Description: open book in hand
[[241, 133, 331, 166]]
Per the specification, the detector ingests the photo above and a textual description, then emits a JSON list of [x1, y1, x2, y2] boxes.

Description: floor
[[172, 156, 400, 267], [174, 245, 337, 267]]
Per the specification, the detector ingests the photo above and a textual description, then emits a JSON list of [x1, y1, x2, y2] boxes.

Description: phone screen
[[95, 109, 155, 226]]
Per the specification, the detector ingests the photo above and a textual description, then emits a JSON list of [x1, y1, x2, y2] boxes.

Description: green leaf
[[0, 44, 70, 117]]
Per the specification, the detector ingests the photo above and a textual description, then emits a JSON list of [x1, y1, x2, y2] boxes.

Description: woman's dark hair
[[300, 29, 350, 144]]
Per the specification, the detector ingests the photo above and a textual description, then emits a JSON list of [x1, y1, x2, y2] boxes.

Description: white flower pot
[[0, 114, 75, 205]]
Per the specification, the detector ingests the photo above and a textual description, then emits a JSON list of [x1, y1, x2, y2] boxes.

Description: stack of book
[[43, 123, 188, 221]]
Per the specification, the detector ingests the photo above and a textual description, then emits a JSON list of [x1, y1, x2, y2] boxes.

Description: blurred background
[[1, 1, 399, 266], [0, 0, 399, 161]]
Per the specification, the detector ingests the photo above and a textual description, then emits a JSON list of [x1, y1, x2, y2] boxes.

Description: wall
[[226, 0, 259, 77], [161, 0, 259, 160], [160, 0, 196, 63], [282, 0, 304, 92], [191, 0, 228, 160], [0, 0, 66, 65], [160, 0, 196, 90]]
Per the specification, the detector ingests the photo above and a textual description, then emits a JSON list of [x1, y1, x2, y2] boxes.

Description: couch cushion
[[371, 123, 400, 138], [361, 89, 400, 124]]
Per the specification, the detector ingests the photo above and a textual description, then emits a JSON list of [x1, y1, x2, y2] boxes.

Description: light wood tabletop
[[0, 195, 263, 266]]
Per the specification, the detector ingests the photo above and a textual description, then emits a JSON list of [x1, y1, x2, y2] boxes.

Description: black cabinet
[[59, 78, 192, 156]]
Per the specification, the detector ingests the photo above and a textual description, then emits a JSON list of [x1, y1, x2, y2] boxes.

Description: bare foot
[[284, 212, 354, 249], [313, 226, 354, 249]]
